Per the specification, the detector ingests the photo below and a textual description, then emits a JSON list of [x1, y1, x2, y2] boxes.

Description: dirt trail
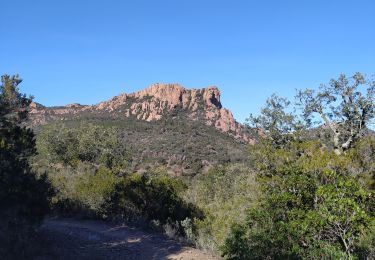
[[36, 218, 218, 260]]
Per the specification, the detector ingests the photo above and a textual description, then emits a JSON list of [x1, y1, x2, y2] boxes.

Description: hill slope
[[30, 84, 255, 175], [30, 83, 255, 143]]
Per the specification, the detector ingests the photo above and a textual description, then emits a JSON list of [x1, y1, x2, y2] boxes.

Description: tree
[[225, 73, 375, 259], [250, 73, 374, 154], [222, 141, 374, 259], [247, 94, 301, 148], [0, 74, 51, 257], [0, 74, 31, 123], [297, 72, 375, 155]]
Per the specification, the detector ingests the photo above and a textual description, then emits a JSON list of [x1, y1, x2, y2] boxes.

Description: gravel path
[[36, 218, 218, 260]]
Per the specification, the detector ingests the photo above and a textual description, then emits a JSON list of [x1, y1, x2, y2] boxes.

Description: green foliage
[[0, 74, 32, 122], [184, 164, 259, 251], [247, 94, 302, 148], [39, 158, 125, 218], [34, 119, 205, 236], [74, 167, 119, 216], [355, 223, 375, 259], [348, 137, 375, 189], [37, 123, 130, 171], [41, 155, 200, 235], [222, 140, 374, 259], [33, 115, 249, 176], [0, 75, 51, 257], [251, 73, 375, 154], [297, 73, 374, 128], [296, 72, 375, 154], [34, 122, 132, 217], [106, 172, 201, 226], [25, 71, 375, 259]]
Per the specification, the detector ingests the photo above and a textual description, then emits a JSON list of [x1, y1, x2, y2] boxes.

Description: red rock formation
[[29, 84, 254, 143]]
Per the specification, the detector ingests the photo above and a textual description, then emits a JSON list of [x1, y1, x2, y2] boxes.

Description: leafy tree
[[235, 74, 375, 258], [250, 73, 374, 154], [0, 75, 51, 257], [297, 72, 375, 154], [0, 74, 31, 123], [222, 141, 374, 259], [247, 94, 301, 148]]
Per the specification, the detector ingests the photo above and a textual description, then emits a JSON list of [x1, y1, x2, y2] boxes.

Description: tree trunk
[[333, 131, 342, 155]]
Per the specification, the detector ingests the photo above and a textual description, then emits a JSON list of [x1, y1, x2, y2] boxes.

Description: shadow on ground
[[34, 218, 217, 260]]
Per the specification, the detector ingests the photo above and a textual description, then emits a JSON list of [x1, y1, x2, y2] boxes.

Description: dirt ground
[[35, 218, 219, 260]]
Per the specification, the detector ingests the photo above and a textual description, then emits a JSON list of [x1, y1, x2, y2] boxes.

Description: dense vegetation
[[0, 75, 51, 258], [223, 73, 375, 259], [2, 72, 374, 259], [184, 164, 259, 250], [222, 139, 375, 259], [33, 115, 248, 176], [32, 121, 205, 238]]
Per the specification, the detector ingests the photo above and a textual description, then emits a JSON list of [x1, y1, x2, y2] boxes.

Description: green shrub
[[74, 167, 119, 217], [184, 164, 259, 251], [105, 172, 202, 227], [222, 140, 375, 259], [36, 122, 130, 171]]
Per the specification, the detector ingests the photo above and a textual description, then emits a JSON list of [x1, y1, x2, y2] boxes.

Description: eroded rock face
[[29, 83, 254, 143], [203, 86, 222, 108]]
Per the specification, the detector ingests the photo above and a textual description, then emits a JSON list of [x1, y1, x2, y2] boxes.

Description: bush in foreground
[[222, 140, 374, 259]]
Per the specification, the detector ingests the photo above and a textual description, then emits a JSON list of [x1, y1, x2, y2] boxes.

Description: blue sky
[[1, 0, 374, 122]]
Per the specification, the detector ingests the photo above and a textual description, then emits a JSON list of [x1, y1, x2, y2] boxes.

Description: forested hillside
[[33, 117, 249, 176]]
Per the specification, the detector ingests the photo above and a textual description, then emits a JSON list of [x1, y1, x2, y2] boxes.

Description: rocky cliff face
[[30, 84, 254, 143]]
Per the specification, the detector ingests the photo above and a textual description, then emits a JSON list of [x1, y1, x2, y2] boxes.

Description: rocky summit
[[30, 83, 255, 143]]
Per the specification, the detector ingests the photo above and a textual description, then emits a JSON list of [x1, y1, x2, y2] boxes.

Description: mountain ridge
[[30, 83, 255, 144]]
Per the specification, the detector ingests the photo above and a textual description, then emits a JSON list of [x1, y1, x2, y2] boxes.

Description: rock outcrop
[[29, 83, 254, 143]]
